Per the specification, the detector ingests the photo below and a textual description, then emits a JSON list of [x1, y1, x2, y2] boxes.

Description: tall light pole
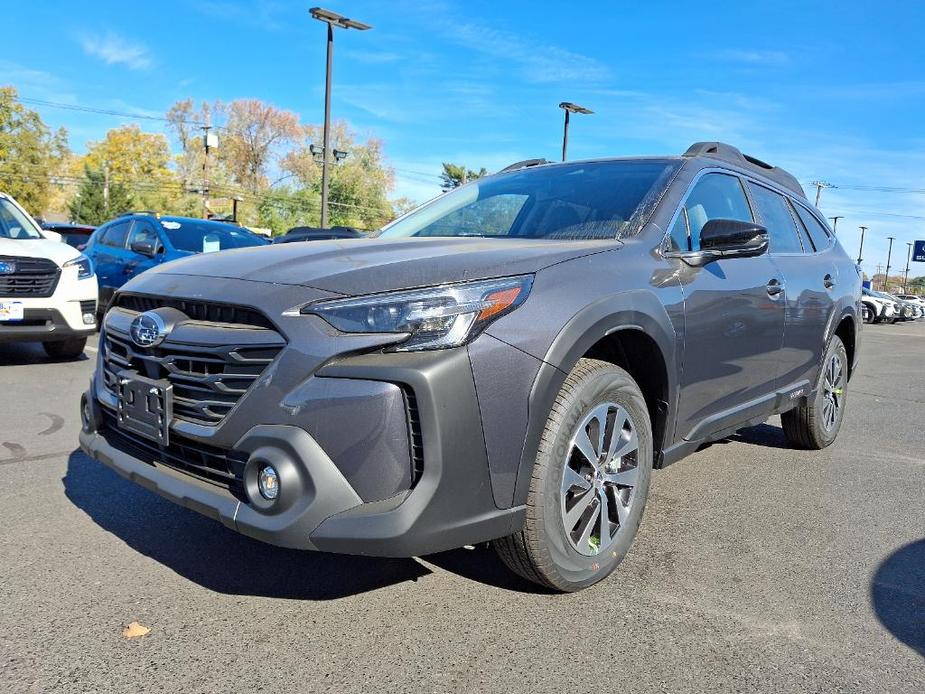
[[558, 102, 593, 162], [310, 7, 371, 228], [884, 236, 895, 291], [856, 225, 868, 266], [828, 216, 844, 234], [903, 242, 913, 293], [811, 180, 834, 207]]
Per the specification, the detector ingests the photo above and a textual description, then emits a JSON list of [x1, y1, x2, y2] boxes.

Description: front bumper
[[79, 344, 525, 557], [0, 271, 97, 343]]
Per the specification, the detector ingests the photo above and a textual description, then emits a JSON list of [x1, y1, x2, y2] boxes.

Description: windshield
[[379, 160, 677, 240], [0, 197, 44, 240], [160, 220, 268, 252]]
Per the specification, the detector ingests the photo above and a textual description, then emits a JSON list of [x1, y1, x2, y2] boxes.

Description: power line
[[13, 96, 211, 129]]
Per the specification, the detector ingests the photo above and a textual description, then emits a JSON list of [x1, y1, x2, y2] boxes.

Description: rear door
[[746, 183, 836, 391], [672, 171, 787, 442]]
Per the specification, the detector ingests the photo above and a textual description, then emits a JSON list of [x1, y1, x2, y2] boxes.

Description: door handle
[[123, 264, 137, 275], [766, 278, 784, 296], [823, 274, 836, 289]]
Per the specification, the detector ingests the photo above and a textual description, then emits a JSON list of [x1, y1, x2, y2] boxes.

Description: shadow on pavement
[[0, 343, 90, 366], [870, 539, 925, 657], [63, 450, 544, 598]]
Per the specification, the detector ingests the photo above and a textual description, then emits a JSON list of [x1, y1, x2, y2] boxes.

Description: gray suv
[[79, 142, 861, 592]]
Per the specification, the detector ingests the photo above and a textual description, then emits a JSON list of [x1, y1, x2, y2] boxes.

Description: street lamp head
[[310, 7, 371, 30], [559, 101, 594, 115]]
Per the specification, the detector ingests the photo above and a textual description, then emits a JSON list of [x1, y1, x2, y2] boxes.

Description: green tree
[[0, 86, 70, 215], [281, 120, 395, 230], [439, 162, 486, 191], [67, 166, 134, 225]]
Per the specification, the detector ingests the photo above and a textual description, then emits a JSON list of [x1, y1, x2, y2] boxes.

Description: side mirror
[[666, 219, 768, 267], [130, 239, 157, 257]]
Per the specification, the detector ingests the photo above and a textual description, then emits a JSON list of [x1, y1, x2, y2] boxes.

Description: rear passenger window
[[681, 173, 753, 251], [100, 221, 130, 248], [747, 183, 803, 254], [792, 205, 832, 252]]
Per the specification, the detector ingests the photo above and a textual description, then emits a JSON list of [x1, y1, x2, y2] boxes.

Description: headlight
[[304, 275, 533, 351], [63, 254, 94, 279]]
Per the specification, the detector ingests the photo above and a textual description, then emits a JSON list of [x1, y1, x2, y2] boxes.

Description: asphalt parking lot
[[0, 323, 922, 693]]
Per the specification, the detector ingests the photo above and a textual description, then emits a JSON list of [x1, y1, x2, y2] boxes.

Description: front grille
[[0, 256, 60, 298], [79, 299, 96, 314], [115, 294, 275, 329], [103, 331, 283, 426], [99, 408, 247, 497]]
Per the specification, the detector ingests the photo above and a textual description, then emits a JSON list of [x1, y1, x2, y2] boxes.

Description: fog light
[[82, 312, 96, 325], [257, 465, 280, 500]]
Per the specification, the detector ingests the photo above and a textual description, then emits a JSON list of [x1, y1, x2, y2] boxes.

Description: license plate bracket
[[117, 371, 172, 445]]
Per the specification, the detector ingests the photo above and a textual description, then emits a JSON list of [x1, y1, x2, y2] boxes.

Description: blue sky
[[3, 0, 925, 276]]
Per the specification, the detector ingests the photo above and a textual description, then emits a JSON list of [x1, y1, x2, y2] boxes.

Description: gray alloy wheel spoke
[[564, 488, 596, 529], [576, 500, 601, 550], [562, 466, 592, 494], [560, 400, 640, 556], [604, 466, 639, 488]]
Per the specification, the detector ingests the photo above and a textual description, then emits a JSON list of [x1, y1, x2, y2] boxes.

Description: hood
[[148, 236, 619, 295], [0, 236, 82, 267]]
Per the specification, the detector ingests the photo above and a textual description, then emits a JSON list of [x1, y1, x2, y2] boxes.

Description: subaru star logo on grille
[[0, 261, 15, 275], [130, 311, 168, 348]]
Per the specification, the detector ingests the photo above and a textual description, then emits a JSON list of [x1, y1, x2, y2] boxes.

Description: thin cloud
[[345, 50, 403, 65], [80, 32, 152, 70], [710, 49, 791, 66]]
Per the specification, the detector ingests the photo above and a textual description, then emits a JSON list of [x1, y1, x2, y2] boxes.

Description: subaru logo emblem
[[130, 311, 168, 348], [0, 261, 15, 275]]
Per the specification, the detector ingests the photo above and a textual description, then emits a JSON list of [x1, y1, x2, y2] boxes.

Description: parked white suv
[[0, 192, 98, 358], [861, 287, 895, 324]]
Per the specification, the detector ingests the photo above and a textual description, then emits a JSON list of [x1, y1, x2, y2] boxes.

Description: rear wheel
[[43, 337, 87, 360], [782, 335, 848, 449], [494, 359, 653, 592]]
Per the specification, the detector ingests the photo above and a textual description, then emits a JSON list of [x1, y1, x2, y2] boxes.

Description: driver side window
[[127, 222, 161, 254], [675, 173, 754, 251]]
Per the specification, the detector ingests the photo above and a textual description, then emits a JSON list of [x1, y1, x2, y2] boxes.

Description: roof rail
[[116, 210, 159, 218], [683, 142, 805, 198], [497, 158, 552, 174]]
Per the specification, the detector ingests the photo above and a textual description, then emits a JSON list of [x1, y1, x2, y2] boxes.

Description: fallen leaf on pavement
[[122, 622, 150, 639]]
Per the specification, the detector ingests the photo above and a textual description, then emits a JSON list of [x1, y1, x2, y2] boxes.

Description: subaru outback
[[79, 142, 861, 591]]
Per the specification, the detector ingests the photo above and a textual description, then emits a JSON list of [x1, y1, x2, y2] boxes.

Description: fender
[[510, 289, 681, 508]]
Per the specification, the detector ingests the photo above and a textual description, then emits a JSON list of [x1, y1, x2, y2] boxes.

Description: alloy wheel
[[821, 352, 845, 432], [560, 402, 640, 556]]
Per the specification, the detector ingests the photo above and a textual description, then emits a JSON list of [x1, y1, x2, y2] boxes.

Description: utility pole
[[856, 225, 868, 265], [201, 117, 215, 219], [885, 236, 895, 291], [875, 263, 883, 289], [811, 180, 833, 207], [903, 242, 913, 293], [310, 8, 371, 228], [827, 216, 844, 234], [558, 102, 593, 161]]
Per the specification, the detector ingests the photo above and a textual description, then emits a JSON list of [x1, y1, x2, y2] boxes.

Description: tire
[[494, 358, 653, 592], [861, 304, 875, 324], [43, 336, 87, 360], [781, 335, 848, 450]]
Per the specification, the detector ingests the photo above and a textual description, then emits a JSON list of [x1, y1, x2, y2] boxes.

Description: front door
[[670, 172, 786, 442]]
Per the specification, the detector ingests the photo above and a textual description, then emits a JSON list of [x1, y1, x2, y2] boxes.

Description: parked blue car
[[84, 213, 268, 314]]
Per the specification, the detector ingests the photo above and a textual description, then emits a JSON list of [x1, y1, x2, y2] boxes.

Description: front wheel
[[43, 337, 87, 360], [494, 359, 653, 592], [861, 304, 875, 324], [782, 335, 848, 449]]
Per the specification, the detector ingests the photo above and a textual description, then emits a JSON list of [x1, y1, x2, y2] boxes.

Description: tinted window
[[99, 221, 131, 248], [668, 208, 689, 251], [681, 173, 753, 251], [793, 204, 832, 252], [160, 220, 267, 252], [128, 222, 161, 252], [747, 183, 804, 254], [380, 160, 679, 240]]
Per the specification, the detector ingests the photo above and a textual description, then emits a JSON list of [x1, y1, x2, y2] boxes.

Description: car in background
[[83, 213, 269, 316], [861, 287, 897, 324], [0, 192, 98, 359], [273, 226, 364, 244], [896, 294, 925, 317], [40, 222, 96, 250], [886, 292, 923, 320]]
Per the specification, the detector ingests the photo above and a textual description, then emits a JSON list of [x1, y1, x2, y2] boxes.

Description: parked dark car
[[273, 226, 364, 243], [80, 142, 861, 592], [82, 212, 268, 314], [40, 222, 96, 250]]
